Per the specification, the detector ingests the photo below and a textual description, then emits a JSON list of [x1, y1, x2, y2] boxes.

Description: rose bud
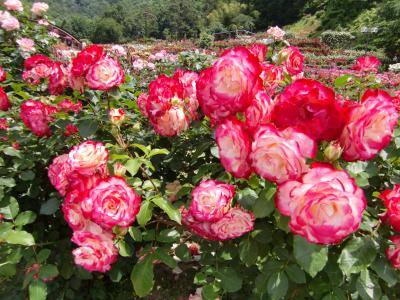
[[113, 162, 127, 177], [323, 141, 343, 162], [109, 108, 126, 126]]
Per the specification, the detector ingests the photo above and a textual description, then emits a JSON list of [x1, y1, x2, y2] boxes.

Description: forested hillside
[[27, 0, 400, 56]]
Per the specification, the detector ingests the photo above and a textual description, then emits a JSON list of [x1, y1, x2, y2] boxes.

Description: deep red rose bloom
[[271, 79, 346, 141], [71, 45, 104, 77], [0, 87, 11, 111]]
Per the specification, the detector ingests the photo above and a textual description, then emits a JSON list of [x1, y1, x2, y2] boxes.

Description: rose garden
[[1, 1, 400, 299]]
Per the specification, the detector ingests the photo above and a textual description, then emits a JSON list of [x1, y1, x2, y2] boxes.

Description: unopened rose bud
[[114, 163, 127, 177], [277, 48, 291, 64], [165, 180, 182, 202], [186, 242, 200, 256], [109, 108, 126, 126], [324, 142, 343, 162]]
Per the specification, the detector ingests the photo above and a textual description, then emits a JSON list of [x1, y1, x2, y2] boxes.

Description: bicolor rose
[[68, 141, 108, 176], [210, 207, 255, 240], [248, 43, 268, 62], [271, 79, 346, 141], [216, 117, 252, 178], [340, 89, 398, 161], [379, 185, 400, 232], [0, 66, 6, 82], [189, 180, 234, 222], [181, 207, 218, 241], [57, 99, 82, 113], [108, 108, 126, 126], [113, 162, 127, 177], [276, 163, 366, 244], [71, 230, 118, 272], [20, 100, 54, 137], [151, 107, 190, 137], [31, 2, 48, 16], [62, 200, 86, 231], [250, 125, 316, 184], [81, 176, 142, 229], [137, 93, 149, 117], [49, 62, 68, 95], [386, 236, 400, 269], [22, 54, 53, 84], [279, 46, 304, 76], [244, 91, 272, 132], [71, 45, 104, 77], [196, 47, 263, 123], [0, 87, 10, 111], [352, 56, 381, 73], [86, 57, 124, 91], [260, 63, 284, 96], [48, 154, 72, 196]]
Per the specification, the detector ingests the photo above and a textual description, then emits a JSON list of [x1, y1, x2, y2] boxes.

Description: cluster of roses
[[379, 186, 400, 269], [0, 66, 10, 111], [181, 45, 398, 245], [181, 180, 254, 241], [1, 0, 48, 32], [137, 69, 199, 136], [19, 99, 81, 137], [22, 44, 124, 95], [48, 141, 142, 272]]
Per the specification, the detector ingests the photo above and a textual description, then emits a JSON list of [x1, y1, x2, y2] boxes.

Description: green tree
[[91, 17, 124, 43]]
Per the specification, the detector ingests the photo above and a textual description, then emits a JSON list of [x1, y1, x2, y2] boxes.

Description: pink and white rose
[[86, 57, 124, 91], [16, 38, 35, 52], [4, 0, 23, 12], [68, 141, 108, 176], [31, 2, 48, 16]]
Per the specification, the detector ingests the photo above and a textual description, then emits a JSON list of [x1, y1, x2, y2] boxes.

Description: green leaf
[[255, 272, 269, 295], [154, 248, 177, 269], [0, 263, 16, 277], [130, 255, 154, 297], [3, 230, 35, 246], [216, 267, 242, 293], [15, 211, 37, 226], [201, 284, 219, 300], [253, 187, 276, 218], [0, 197, 19, 219], [175, 244, 190, 261], [334, 74, 352, 88], [37, 249, 51, 263], [0, 177, 16, 188], [29, 280, 47, 300], [132, 143, 150, 155], [338, 237, 378, 276], [136, 201, 153, 227], [151, 197, 181, 224], [267, 272, 288, 300], [148, 148, 169, 157], [125, 159, 141, 177], [39, 264, 59, 279], [285, 264, 306, 284], [39, 198, 60, 215], [78, 119, 98, 138], [128, 227, 142, 242], [157, 228, 180, 243], [3, 147, 22, 158], [356, 269, 382, 300], [293, 236, 328, 277], [370, 258, 398, 287], [237, 188, 258, 210], [117, 240, 133, 257], [239, 239, 259, 266]]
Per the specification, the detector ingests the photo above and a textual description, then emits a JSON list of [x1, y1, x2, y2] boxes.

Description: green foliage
[[321, 30, 355, 49]]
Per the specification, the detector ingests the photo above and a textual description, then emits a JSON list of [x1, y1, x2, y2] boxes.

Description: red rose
[[0, 66, 6, 82], [352, 56, 381, 73], [71, 45, 104, 77], [0, 87, 11, 111], [248, 43, 268, 62], [271, 79, 346, 141], [49, 62, 68, 95], [20, 100, 55, 137]]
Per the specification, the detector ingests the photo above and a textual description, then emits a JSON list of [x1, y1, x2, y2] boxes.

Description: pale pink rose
[[189, 180, 234, 222], [340, 89, 398, 161], [68, 141, 109, 176], [108, 108, 126, 126], [132, 59, 144, 71], [216, 117, 252, 178], [81, 176, 142, 229], [71, 230, 118, 272], [0, 10, 10, 22], [86, 57, 124, 90], [37, 18, 48, 26], [31, 2, 48, 16], [113, 162, 127, 177], [48, 154, 72, 196], [1, 15, 19, 31], [147, 62, 155, 70], [266, 26, 286, 40], [210, 207, 255, 240], [244, 91, 272, 132], [250, 125, 316, 184], [152, 107, 190, 137], [48, 31, 59, 38], [276, 163, 366, 244], [16, 38, 35, 52], [196, 47, 263, 123], [137, 93, 149, 116], [4, 0, 23, 12], [386, 236, 400, 269], [110, 45, 126, 57]]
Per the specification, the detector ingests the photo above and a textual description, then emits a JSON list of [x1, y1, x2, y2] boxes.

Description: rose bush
[[1, 4, 400, 300]]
